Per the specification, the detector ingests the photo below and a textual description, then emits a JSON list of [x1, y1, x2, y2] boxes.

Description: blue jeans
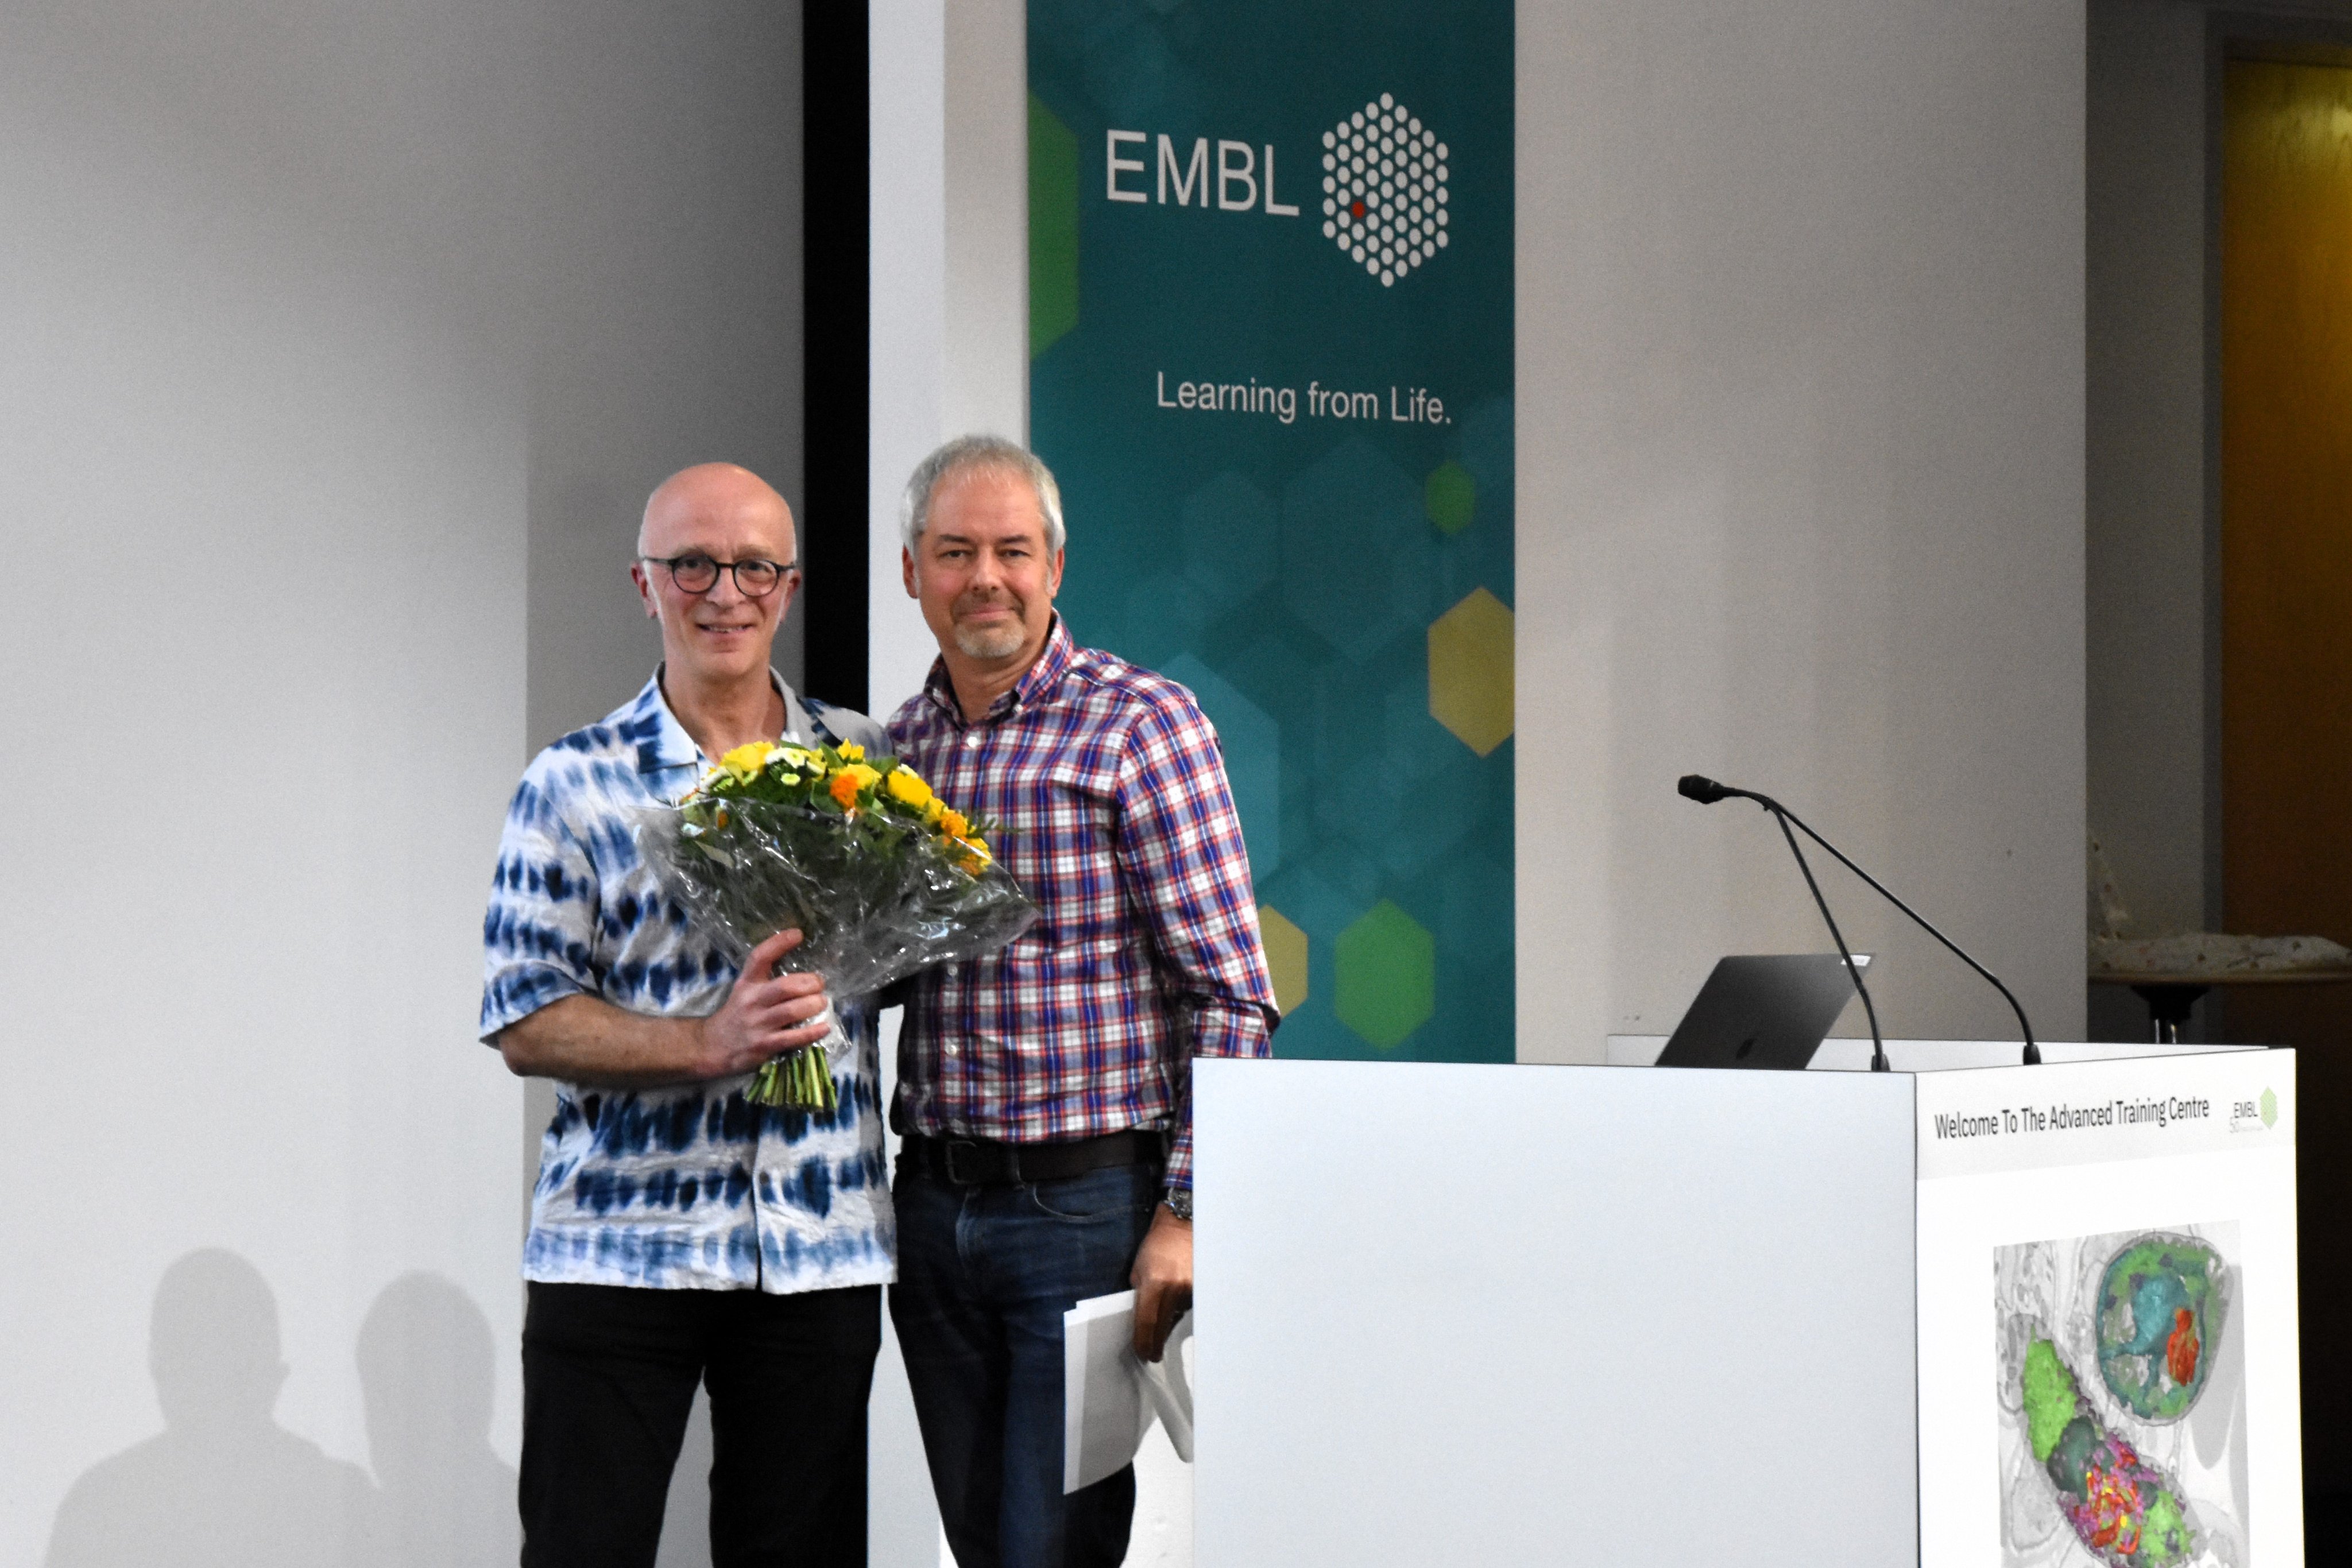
[[889, 1160, 1160, 1568]]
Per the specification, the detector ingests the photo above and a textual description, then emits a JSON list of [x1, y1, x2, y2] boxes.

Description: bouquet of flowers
[[635, 738, 1036, 1110]]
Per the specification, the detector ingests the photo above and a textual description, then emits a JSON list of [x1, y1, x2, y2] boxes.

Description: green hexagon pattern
[[1028, 95, 1079, 359], [1181, 471, 1279, 605], [1280, 436, 1429, 661], [1425, 459, 1475, 535], [1334, 899, 1435, 1049]]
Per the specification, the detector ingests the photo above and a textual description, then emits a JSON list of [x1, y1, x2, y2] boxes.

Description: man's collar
[[616, 672, 698, 784], [626, 665, 800, 784], [924, 615, 1073, 724], [1018, 615, 1076, 706]]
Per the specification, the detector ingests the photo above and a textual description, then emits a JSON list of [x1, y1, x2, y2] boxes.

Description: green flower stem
[[744, 1046, 837, 1113]]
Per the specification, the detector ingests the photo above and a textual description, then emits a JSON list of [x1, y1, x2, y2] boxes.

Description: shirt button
[[965, 734, 980, 749], [945, 1044, 959, 1056]]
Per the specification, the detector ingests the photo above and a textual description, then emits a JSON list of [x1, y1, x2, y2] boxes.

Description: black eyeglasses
[[641, 553, 798, 597]]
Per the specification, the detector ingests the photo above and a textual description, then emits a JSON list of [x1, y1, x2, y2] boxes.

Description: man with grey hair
[[885, 435, 1278, 1567]]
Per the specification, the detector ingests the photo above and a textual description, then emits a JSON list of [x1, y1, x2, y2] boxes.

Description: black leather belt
[[899, 1129, 1165, 1187]]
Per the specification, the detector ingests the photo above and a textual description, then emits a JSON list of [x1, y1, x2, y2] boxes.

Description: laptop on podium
[[1655, 953, 1873, 1069]]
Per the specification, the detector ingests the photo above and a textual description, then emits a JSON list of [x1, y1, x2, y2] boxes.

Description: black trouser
[[520, 1280, 881, 1568]]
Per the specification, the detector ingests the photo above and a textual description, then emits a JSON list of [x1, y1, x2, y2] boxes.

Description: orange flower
[[939, 808, 969, 839], [829, 771, 861, 810]]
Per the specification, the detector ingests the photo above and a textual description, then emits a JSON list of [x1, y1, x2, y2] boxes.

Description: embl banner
[[1028, 0, 1515, 1062]]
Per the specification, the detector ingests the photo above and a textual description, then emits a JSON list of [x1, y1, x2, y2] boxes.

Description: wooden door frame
[[2202, 16, 2352, 1033]]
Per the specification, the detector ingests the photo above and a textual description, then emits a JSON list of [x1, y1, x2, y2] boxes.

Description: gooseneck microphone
[[1680, 776, 1888, 1071], [1677, 775, 2042, 1068]]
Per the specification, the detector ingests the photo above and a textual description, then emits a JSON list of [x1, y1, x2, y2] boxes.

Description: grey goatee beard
[[950, 594, 1027, 660], [953, 620, 1027, 660]]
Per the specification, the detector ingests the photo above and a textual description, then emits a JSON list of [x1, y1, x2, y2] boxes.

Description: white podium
[[1194, 1044, 2300, 1566]]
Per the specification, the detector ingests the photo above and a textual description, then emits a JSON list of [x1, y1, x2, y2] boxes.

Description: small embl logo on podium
[[2229, 1087, 2278, 1132]]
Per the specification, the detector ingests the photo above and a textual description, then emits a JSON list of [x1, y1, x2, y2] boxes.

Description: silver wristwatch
[[1165, 1187, 1193, 1221]]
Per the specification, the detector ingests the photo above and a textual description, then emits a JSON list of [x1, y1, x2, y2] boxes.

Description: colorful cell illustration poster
[[1028, 0, 1515, 1061], [1995, 1225, 2248, 1567]]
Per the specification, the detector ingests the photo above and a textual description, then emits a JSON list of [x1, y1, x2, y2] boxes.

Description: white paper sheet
[[1062, 1290, 1194, 1494]]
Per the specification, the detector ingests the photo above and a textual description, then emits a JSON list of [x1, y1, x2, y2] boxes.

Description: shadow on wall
[[358, 1271, 521, 1567], [44, 1250, 516, 1568]]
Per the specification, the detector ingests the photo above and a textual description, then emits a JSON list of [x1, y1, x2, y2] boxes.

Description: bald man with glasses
[[480, 463, 891, 1568]]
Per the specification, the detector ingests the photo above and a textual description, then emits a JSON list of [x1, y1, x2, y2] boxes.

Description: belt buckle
[[941, 1139, 984, 1185]]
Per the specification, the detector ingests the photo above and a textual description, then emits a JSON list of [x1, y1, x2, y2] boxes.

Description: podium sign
[[1195, 1048, 2299, 1566], [1914, 1053, 2298, 1566]]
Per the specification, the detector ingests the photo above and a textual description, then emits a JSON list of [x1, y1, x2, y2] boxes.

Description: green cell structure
[[2096, 1234, 2223, 1422], [2019, 1333, 2202, 1566]]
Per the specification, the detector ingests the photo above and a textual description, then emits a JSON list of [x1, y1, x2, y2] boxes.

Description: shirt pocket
[[1004, 758, 1117, 871]]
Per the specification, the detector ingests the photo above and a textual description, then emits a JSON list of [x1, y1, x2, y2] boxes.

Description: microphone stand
[[1683, 775, 2042, 1068], [1758, 800, 1889, 1073]]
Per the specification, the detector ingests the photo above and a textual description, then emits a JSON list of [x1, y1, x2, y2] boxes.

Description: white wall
[[0, 3, 528, 1563], [867, 17, 951, 1567], [870, 1, 953, 722], [527, 0, 810, 752], [0, 3, 809, 1565], [1517, 0, 2090, 1060], [871, 0, 1031, 728]]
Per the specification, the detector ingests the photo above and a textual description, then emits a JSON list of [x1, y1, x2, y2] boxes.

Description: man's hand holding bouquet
[[636, 738, 1035, 1110]]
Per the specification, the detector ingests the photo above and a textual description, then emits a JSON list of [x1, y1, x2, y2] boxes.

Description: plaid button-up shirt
[[887, 618, 1277, 1191]]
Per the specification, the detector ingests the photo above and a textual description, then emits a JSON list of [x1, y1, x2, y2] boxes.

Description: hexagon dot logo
[[1321, 92, 1449, 288]]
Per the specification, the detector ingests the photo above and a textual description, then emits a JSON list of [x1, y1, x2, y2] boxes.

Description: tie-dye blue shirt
[[479, 671, 893, 1294]]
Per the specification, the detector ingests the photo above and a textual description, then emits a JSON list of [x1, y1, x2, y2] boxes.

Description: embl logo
[[1099, 91, 1453, 291], [1104, 130, 1302, 215], [2228, 1087, 2279, 1133], [1322, 92, 1449, 288]]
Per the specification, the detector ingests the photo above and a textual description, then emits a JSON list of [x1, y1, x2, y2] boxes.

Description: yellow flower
[[779, 745, 824, 772], [885, 767, 933, 810], [837, 742, 865, 762], [718, 741, 778, 779], [923, 797, 946, 825], [938, 808, 969, 840]]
